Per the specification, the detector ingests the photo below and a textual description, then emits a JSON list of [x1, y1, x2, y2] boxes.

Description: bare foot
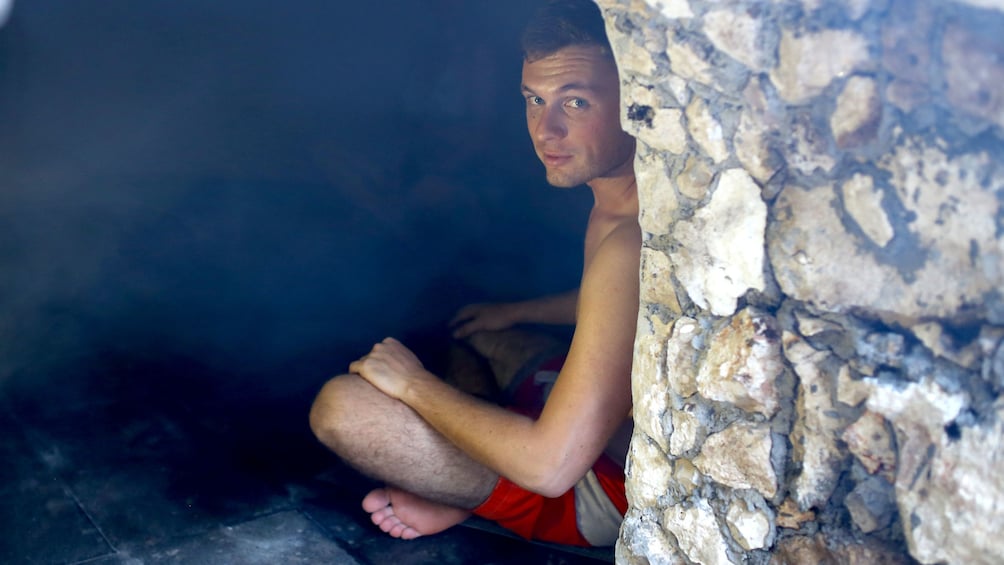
[[361, 487, 471, 540]]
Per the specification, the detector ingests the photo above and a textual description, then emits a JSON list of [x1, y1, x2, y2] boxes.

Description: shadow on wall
[[0, 0, 592, 397]]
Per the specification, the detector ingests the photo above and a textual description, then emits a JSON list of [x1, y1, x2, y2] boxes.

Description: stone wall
[[595, 0, 1004, 563]]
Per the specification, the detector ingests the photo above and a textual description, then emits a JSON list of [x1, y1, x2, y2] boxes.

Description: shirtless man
[[309, 0, 639, 547]]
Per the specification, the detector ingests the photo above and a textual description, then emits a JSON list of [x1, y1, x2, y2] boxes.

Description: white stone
[[627, 433, 675, 508], [670, 169, 767, 316], [831, 76, 881, 148], [704, 9, 767, 71], [770, 28, 871, 104], [640, 247, 682, 315], [842, 410, 896, 482], [726, 501, 772, 550], [667, 75, 691, 106], [840, 173, 894, 248], [634, 315, 675, 454], [696, 309, 784, 417], [666, 31, 713, 85], [872, 390, 1004, 564], [665, 317, 701, 398], [655, 0, 694, 19], [685, 97, 729, 164], [693, 420, 777, 497], [613, 37, 658, 77], [785, 333, 847, 509], [636, 152, 679, 236], [669, 407, 701, 456], [942, 23, 1004, 129], [663, 501, 732, 565]]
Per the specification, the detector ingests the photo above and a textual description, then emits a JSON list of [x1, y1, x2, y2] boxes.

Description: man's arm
[[449, 289, 579, 339], [352, 224, 640, 497]]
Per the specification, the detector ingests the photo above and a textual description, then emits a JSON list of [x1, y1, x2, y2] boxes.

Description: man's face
[[521, 45, 635, 188]]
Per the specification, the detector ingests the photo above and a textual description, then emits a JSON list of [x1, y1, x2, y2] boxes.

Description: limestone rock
[[942, 23, 1004, 129], [776, 498, 815, 530], [840, 173, 893, 248], [870, 388, 1004, 564], [693, 420, 777, 497], [770, 28, 870, 104], [634, 315, 675, 453], [627, 433, 675, 508], [910, 321, 982, 370], [837, 364, 873, 407], [676, 155, 712, 201], [663, 501, 732, 565], [845, 475, 895, 533], [636, 107, 688, 155], [696, 309, 784, 417], [784, 113, 836, 175], [785, 333, 847, 509], [703, 8, 768, 72], [636, 151, 679, 236], [640, 248, 682, 315], [656, 0, 693, 19], [666, 31, 712, 86], [685, 97, 729, 163], [665, 317, 701, 398], [831, 76, 881, 148], [670, 168, 767, 316], [726, 500, 773, 550], [842, 410, 896, 482], [669, 406, 701, 456]]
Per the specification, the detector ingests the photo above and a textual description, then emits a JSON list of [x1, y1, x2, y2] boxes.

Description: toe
[[362, 488, 391, 513]]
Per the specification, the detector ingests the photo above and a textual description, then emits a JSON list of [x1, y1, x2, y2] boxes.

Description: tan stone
[[696, 309, 784, 417], [793, 311, 841, 337], [644, 108, 688, 155], [685, 97, 729, 163], [640, 247, 682, 315], [910, 321, 982, 369], [703, 8, 767, 71], [636, 152, 679, 236], [785, 333, 847, 509], [676, 155, 712, 201], [627, 433, 675, 508], [666, 31, 713, 85], [670, 169, 767, 316], [669, 406, 701, 456], [840, 173, 894, 248], [663, 501, 732, 565], [837, 364, 873, 407], [770, 28, 871, 103], [770, 535, 831, 564], [693, 420, 777, 497], [831, 76, 881, 148], [776, 498, 815, 530], [842, 410, 896, 481], [786, 114, 837, 175], [633, 316, 674, 454]]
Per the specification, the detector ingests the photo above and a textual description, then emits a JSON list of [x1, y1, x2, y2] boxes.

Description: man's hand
[[449, 303, 521, 339], [349, 337, 431, 400]]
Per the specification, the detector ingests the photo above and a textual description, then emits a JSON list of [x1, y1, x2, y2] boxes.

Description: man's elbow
[[521, 461, 582, 498]]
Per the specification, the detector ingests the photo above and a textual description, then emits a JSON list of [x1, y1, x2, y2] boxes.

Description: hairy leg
[[309, 373, 497, 510]]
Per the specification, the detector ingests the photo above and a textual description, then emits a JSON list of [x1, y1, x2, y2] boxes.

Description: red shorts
[[472, 355, 628, 547]]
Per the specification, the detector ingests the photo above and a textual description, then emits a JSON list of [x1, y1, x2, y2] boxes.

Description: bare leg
[[309, 374, 497, 536]]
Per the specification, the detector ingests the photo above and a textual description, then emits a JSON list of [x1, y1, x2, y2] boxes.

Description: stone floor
[[0, 352, 611, 564]]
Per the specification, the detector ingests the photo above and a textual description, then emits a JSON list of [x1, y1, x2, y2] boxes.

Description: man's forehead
[[520, 45, 618, 92]]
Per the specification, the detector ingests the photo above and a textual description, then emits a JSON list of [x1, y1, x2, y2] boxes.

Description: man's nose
[[532, 106, 566, 142]]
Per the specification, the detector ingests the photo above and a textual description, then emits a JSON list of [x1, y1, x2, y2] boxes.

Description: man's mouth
[[541, 152, 572, 167]]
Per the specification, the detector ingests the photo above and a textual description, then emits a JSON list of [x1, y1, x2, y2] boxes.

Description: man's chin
[[545, 171, 583, 188]]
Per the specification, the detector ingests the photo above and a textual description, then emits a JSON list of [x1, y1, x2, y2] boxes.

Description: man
[[309, 0, 639, 547]]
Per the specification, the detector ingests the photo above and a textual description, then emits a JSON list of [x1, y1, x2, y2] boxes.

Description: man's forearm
[[511, 288, 579, 326]]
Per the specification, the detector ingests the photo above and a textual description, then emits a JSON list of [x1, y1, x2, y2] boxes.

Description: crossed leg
[[309, 373, 497, 538]]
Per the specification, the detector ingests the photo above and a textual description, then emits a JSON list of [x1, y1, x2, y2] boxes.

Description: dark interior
[[0, 1, 605, 562]]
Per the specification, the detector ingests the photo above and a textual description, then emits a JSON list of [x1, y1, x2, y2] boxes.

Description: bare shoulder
[[583, 218, 642, 285]]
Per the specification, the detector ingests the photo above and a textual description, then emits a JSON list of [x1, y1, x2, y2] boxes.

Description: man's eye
[[527, 96, 544, 106], [566, 98, 588, 109]]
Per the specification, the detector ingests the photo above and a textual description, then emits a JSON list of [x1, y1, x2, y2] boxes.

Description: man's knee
[[309, 374, 371, 451]]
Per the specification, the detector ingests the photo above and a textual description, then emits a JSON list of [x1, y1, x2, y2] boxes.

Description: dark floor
[[0, 352, 611, 565]]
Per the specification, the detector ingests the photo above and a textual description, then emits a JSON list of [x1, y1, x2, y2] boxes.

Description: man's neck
[[588, 172, 638, 219]]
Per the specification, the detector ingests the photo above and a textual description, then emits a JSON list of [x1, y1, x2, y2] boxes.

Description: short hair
[[521, 0, 613, 62]]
